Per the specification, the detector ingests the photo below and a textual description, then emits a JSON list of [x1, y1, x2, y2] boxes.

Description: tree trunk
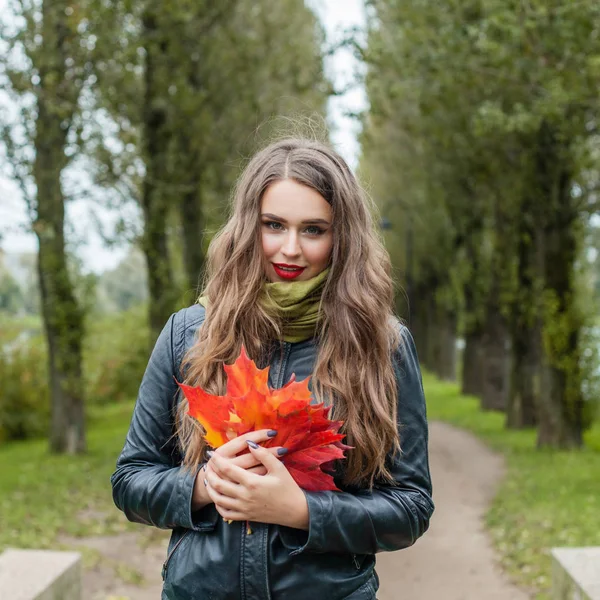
[[461, 248, 486, 396], [423, 292, 438, 372], [434, 308, 456, 381], [506, 192, 540, 428], [536, 169, 582, 445], [406, 282, 431, 368], [480, 302, 509, 412], [180, 186, 206, 295], [530, 124, 583, 448], [462, 327, 484, 397], [142, 8, 179, 344], [537, 354, 582, 448], [34, 0, 85, 454], [506, 324, 539, 427]]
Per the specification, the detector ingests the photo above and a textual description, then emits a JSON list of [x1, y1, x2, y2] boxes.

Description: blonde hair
[[177, 137, 401, 487]]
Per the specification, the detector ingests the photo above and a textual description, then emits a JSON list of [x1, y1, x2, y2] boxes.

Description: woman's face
[[260, 179, 333, 283]]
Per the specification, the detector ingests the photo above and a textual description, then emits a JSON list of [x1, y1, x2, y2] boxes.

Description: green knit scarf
[[198, 267, 329, 343]]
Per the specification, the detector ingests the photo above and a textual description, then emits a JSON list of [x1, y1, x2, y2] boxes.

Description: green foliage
[[0, 330, 50, 443], [362, 0, 600, 439], [83, 304, 150, 406], [0, 305, 149, 443], [0, 270, 24, 313], [81, 0, 330, 339], [424, 371, 600, 598], [0, 401, 137, 551], [94, 248, 148, 314]]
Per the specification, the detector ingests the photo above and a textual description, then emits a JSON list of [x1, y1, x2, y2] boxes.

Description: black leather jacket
[[111, 305, 434, 600]]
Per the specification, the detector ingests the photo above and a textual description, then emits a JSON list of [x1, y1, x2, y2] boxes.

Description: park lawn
[[423, 372, 600, 600], [0, 401, 136, 551]]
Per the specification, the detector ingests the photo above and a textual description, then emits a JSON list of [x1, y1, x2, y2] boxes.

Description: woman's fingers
[[206, 469, 241, 499], [230, 447, 285, 470], [229, 453, 261, 470], [215, 429, 277, 458], [247, 465, 267, 476], [206, 482, 240, 510]]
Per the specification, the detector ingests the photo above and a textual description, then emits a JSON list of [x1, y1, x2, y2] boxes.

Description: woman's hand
[[205, 441, 309, 530], [191, 429, 280, 511]]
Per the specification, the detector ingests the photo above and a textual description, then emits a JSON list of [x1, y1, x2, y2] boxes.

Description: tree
[[0, 0, 102, 453], [360, 0, 600, 446], [87, 0, 330, 342]]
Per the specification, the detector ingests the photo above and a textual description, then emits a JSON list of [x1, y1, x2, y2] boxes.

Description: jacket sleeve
[[110, 312, 217, 532], [289, 325, 434, 556]]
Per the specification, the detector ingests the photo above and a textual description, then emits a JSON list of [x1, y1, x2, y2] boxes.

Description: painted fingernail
[[203, 464, 206, 471], [247, 440, 259, 449], [267, 430, 277, 437], [277, 447, 288, 456], [207, 450, 215, 458], [203, 478, 208, 487]]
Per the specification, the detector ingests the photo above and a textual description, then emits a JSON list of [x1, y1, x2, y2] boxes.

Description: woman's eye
[[263, 221, 324, 235], [265, 221, 283, 231], [305, 226, 324, 235]]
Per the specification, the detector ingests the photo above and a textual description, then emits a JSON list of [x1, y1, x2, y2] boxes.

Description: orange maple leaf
[[177, 347, 349, 491]]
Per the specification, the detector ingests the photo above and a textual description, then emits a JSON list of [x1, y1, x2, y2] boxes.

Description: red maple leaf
[[177, 347, 350, 491]]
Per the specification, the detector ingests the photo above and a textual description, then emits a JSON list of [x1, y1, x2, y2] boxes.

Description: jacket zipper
[[353, 554, 361, 570], [162, 529, 192, 580]]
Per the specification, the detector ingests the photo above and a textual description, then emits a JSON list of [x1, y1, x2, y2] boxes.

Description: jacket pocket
[[162, 529, 192, 581]]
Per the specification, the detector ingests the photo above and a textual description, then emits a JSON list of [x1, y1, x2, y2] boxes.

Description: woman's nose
[[282, 232, 301, 257]]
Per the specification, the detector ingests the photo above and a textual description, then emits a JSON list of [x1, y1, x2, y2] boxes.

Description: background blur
[[1, 1, 599, 599]]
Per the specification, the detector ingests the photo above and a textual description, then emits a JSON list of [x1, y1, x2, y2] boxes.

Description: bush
[[83, 303, 150, 407], [0, 305, 150, 444], [0, 333, 50, 442]]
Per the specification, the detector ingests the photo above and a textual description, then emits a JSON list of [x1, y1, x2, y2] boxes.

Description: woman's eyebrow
[[261, 213, 331, 225]]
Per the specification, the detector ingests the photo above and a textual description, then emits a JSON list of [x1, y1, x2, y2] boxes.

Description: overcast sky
[[0, 0, 367, 273]]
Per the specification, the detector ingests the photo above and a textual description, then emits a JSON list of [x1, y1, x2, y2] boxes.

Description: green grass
[[423, 372, 600, 599], [0, 402, 136, 550]]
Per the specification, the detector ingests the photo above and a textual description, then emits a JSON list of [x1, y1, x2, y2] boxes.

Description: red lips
[[272, 263, 306, 280]]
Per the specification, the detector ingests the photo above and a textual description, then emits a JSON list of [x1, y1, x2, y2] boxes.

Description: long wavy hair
[[176, 137, 401, 488]]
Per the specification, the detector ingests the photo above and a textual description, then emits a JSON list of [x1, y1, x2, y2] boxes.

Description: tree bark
[[506, 325, 539, 427], [35, 0, 86, 454], [406, 281, 431, 368], [506, 189, 540, 428], [180, 180, 206, 295], [479, 253, 509, 412], [535, 138, 583, 447], [480, 305, 509, 412], [461, 244, 486, 396], [141, 8, 179, 344], [434, 307, 456, 381], [423, 291, 438, 372], [462, 327, 484, 397]]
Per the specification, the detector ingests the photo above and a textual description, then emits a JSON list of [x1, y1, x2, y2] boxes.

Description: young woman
[[111, 137, 434, 600]]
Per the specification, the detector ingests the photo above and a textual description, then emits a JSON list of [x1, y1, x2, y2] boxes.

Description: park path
[[79, 421, 530, 599], [376, 421, 529, 600]]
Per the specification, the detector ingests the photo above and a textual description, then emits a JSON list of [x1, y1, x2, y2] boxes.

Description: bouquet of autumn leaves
[[177, 347, 349, 492]]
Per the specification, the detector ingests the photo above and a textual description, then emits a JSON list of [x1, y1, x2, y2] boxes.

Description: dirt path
[[77, 421, 529, 599], [376, 421, 529, 600]]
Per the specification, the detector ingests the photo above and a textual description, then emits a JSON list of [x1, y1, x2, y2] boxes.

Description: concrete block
[[0, 548, 81, 600], [552, 547, 600, 600]]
